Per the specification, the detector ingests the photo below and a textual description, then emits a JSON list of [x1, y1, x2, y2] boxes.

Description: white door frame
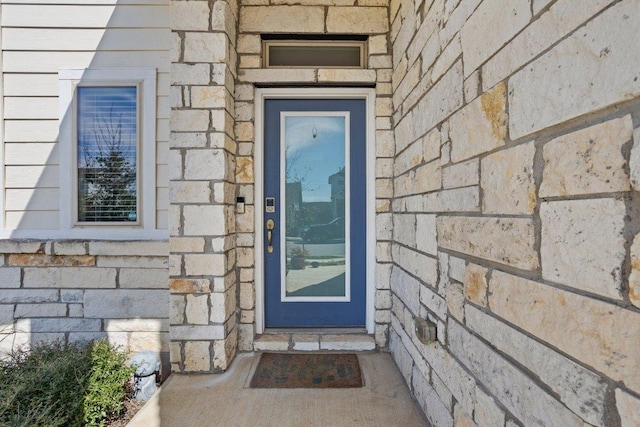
[[254, 87, 376, 334]]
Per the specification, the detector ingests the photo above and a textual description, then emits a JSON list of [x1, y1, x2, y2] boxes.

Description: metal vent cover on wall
[[263, 39, 367, 69]]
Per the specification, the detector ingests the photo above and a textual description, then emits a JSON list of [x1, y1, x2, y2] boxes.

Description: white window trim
[[58, 68, 158, 239]]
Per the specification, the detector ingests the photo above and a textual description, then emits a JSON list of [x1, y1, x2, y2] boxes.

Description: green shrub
[[0, 339, 135, 427], [83, 340, 135, 427]]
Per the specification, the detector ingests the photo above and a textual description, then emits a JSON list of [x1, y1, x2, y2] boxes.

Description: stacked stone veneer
[[233, 1, 394, 351], [169, 0, 239, 373], [0, 241, 169, 360], [389, 0, 640, 426]]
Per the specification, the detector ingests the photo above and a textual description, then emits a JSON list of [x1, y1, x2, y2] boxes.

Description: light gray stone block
[[15, 303, 66, 318], [481, 142, 535, 215], [412, 366, 454, 427], [508, 0, 640, 139], [0, 290, 58, 304], [449, 321, 583, 427], [541, 199, 625, 299], [540, 116, 632, 197], [467, 305, 608, 426], [84, 290, 169, 319], [437, 216, 538, 270], [489, 270, 640, 391], [0, 268, 21, 288]]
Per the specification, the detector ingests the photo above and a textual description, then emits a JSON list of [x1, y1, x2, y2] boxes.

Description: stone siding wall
[[389, 0, 640, 426], [0, 240, 169, 362], [234, 0, 394, 350], [169, 0, 239, 373]]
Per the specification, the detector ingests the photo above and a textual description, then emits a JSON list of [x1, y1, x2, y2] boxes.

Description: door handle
[[266, 219, 275, 253]]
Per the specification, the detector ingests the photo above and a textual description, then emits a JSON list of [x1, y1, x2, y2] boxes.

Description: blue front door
[[264, 98, 367, 327]]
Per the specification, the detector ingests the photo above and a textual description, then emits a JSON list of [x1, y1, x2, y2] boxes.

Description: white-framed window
[[59, 68, 157, 234]]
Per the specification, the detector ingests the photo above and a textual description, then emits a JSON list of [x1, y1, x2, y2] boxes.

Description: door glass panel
[[282, 113, 349, 300]]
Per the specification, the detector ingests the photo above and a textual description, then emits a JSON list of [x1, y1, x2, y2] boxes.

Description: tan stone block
[[237, 55, 259, 69], [184, 341, 211, 372], [631, 126, 640, 192], [190, 86, 227, 109], [89, 241, 169, 257], [186, 294, 209, 325], [509, 1, 640, 140], [481, 142, 536, 215], [461, 0, 531, 76], [8, 254, 95, 267], [171, 1, 210, 31], [183, 205, 226, 236], [170, 278, 211, 294], [450, 82, 507, 163], [437, 216, 538, 270], [464, 263, 488, 307], [240, 6, 324, 32], [541, 199, 625, 299], [170, 110, 209, 132], [489, 270, 640, 391], [483, 0, 616, 90], [184, 32, 227, 63], [317, 69, 377, 83], [394, 162, 441, 197], [237, 34, 261, 54], [616, 388, 640, 427], [326, 6, 388, 33], [169, 181, 210, 205], [442, 158, 479, 189], [630, 233, 640, 309], [540, 116, 632, 197], [369, 34, 388, 54], [184, 254, 226, 276], [236, 156, 254, 184], [184, 150, 226, 180], [238, 68, 316, 84], [52, 241, 87, 256]]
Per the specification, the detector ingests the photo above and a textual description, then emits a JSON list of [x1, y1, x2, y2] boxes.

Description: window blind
[[77, 86, 138, 222]]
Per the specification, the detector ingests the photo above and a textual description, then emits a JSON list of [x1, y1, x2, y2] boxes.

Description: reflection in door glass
[[283, 115, 347, 298]]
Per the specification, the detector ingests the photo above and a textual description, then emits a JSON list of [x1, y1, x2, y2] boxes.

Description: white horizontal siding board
[[2, 5, 169, 28], [5, 143, 59, 165], [5, 166, 59, 188], [3, 51, 170, 73], [3, 28, 170, 51], [5, 189, 59, 210], [157, 72, 169, 96], [157, 96, 170, 119], [4, 97, 58, 120], [4, 120, 59, 142], [5, 211, 59, 229], [157, 187, 169, 210], [156, 210, 168, 230], [157, 118, 169, 142], [3, 74, 58, 96], [156, 164, 168, 187], [156, 141, 168, 163]]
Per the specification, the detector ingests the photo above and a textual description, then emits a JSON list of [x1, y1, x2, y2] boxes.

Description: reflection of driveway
[[288, 273, 346, 297], [286, 265, 345, 294], [287, 241, 345, 257]]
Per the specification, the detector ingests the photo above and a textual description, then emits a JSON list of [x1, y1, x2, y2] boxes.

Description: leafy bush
[[0, 339, 135, 427], [83, 340, 136, 426]]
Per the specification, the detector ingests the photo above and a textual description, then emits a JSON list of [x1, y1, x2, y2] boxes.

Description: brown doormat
[[250, 353, 363, 389]]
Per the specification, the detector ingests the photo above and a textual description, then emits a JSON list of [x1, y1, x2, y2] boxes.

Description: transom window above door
[[263, 37, 368, 69]]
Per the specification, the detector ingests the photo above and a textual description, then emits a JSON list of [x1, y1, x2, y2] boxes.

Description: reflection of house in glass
[[329, 167, 345, 219]]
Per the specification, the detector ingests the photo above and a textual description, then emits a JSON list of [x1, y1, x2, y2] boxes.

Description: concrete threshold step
[[254, 332, 376, 352]]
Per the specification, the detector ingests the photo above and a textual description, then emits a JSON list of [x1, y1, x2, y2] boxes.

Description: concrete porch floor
[[127, 352, 428, 427]]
